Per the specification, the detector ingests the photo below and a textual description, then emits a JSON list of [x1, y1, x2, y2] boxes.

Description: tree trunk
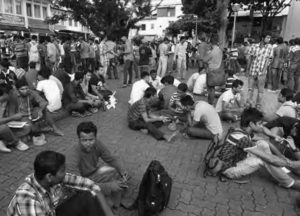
[[217, 0, 230, 49], [249, 5, 254, 36]]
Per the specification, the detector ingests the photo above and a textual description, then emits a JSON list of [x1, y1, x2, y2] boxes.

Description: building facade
[[132, 0, 183, 39]]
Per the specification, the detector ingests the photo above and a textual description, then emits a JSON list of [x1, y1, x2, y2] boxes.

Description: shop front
[[28, 18, 53, 37], [0, 13, 28, 34]]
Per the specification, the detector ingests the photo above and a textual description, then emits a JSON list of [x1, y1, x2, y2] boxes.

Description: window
[[0, 0, 2, 13], [42, 6, 47, 19], [69, 18, 72, 26], [157, 7, 175, 17], [26, 3, 32, 17], [4, 0, 13, 14], [151, 24, 154, 29], [141, 24, 146, 31], [16, 0, 22, 15], [34, 5, 41, 18]]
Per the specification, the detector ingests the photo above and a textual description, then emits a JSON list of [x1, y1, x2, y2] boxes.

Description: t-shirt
[[139, 45, 152, 66], [275, 101, 297, 118], [159, 43, 168, 57], [36, 79, 62, 112], [193, 101, 223, 137], [128, 98, 147, 122], [149, 75, 162, 90], [90, 73, 106, 90], [215, 89, 241, 113], [128, 79, 150, 105], [193, 74, 206, 95], [187, 73, 200, 91], [25, 68, 38, 90], [158, 85, 177, 109], [50, 75, 64, 96], [80, 41, 89, 59], [265, 116, 299, 138]]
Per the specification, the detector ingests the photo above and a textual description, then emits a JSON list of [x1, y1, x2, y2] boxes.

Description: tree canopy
[[47, 0, 162, 39]]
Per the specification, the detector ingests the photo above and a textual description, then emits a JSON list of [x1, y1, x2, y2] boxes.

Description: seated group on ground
[[0, 56, 112, 153], [127, 66, 300, 194]]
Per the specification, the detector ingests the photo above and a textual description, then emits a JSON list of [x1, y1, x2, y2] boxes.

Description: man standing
[[99, 35, 109, 77], [203, 37, 223, 105], [288, 38, 300, 92], [270, 37, 288, 91], [121, 36, 134, 88], [157, 38, 169, 78], [139, 41, 152, 73], [79, 37, 89, 72], [247, 34, 273, 110], [7, 150, 113, 216], [175, 37, 187, 80], [106, 37, 119, 79], [13, 35, 28, 71]]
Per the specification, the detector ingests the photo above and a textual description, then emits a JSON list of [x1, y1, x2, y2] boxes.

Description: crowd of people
[[1, 30, 300, 215]]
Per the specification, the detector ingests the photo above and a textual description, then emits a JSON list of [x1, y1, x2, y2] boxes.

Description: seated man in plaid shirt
[[7, 150, 114, 216]]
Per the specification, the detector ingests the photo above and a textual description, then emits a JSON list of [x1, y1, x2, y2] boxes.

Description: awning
[[0, 24, 29, 32], [30, 28, 54, 35]]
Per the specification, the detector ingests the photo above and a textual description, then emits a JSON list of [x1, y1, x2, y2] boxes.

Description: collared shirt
[[158, 43, 169, 57], [7, 173, 100, 216], [248, 43, 273, 76], [123, 40, 134, 61], [13, 90, 47, 116], [99, 41, 109, 65], [175, 42, 187, 58]]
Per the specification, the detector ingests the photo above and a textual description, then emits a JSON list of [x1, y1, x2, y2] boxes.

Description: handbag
[[206, 62, 225, 87]]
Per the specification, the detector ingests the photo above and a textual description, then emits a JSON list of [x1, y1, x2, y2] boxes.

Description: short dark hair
[[141, 71, 150, 79], [161, 75, 174, 85], [280, 88, 294, 101], [178, 83, 188, 92], [34, 151, 66, 180], [150, 70, 157, 75], [77, 121, 97, 137], [74, 72, 84, 81], [180, 36, 186, 41], [32, 35, 37, 40], [15, 77, 28, 89], [276, 37, 284, 44], [163, 37, 169, 42], [38, 67, 51, 79], [29, 62, 36, 69], [232, 79, 244, 88], [144, 87, 157, 98], [45, 36, 51, 42], [240, 108, 263, 128], [293, 92, 300, 104], [180, 95, 194, 106]]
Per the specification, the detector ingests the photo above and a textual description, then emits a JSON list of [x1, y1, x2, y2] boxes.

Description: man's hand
[[110, 180, 126, 192], [12, 113, 25, 121], [121, 171, 129, 182]]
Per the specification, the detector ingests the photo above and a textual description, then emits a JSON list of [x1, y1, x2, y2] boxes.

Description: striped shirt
[[169, 92, 189, 114], [128, 98, 147, 122], [7, 173, 100, 216]]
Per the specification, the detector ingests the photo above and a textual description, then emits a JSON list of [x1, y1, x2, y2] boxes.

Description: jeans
[[176, 56, 187, 79], [128, 119, 164, 140], [56, 191, 104, 216], [107, 59, 118, 79], [207, 85, 215, 105], [157, 56, 168, 78], [81, 58, 88, 72], [0, 125, 18, 147], [123, 60, 133, 85], [271, 68, 281, 90], [87, 58, 95, 72], [247, 74, 267, 107], [223, 140, 294, 188]]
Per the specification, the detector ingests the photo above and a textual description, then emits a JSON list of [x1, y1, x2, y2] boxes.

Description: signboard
[[0, 13, 25, 26]]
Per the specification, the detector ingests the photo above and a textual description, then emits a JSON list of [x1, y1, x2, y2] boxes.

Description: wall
[[283, 0, 300, 40]]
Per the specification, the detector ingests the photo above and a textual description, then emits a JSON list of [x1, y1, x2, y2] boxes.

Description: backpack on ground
[[203, 127, 252, 178], [124, 160, 172, 216], [29, 42, 40, 63]]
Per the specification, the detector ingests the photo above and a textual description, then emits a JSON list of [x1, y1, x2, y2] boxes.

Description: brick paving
[[0, 69, 299, 216]]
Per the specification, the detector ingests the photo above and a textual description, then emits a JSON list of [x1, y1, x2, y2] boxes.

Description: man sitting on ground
[[265, 88, 297, 121], [7, 150, 114, 216], [181, 95, 223, 142], [149, 70, 163, 90], [215, 79, 244, 122], [74, 121, 129, 212], [158, 75, 177, 109], [128, 71, 150, 105], [128, 87, 177, 142]]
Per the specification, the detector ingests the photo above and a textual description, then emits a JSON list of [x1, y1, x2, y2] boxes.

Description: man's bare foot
[[165, 131, 178, 142], [140, 129, 148, 134]]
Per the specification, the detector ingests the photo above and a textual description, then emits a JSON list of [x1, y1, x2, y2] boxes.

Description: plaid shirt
[[7, 173, 100, 216], [248, 43, 273, 76]]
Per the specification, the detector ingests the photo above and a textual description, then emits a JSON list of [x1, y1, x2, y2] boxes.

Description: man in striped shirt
[[7, 150, 113, 216]]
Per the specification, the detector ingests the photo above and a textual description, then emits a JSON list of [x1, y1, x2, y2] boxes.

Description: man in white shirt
[[149, 70, 163, 90], [175, 37, 187, 80], [157, 38, 169, 78], [181, 95, 223, 141], [128, 71, 150, 105], [215, 79, 244, 122]]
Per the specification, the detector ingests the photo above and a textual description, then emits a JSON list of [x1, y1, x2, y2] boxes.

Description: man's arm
[[141, 112, 163, 123], [90, 84, 104, 100], [14, 196, 47, 216], [31, 90, 47, 111]]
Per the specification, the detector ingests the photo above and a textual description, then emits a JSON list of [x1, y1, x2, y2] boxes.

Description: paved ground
[[0, 68, 299, 216]]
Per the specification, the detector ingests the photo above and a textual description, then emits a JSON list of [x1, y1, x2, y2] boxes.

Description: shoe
[[33, 134, 47, 146], [0, 141, 11, 153], [122, 84, 127, 88], [83, 111, 93, 116], [15, 141, 29, 151]]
